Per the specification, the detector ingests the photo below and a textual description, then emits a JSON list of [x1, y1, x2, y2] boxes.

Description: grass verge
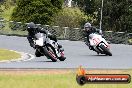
[[0, 69, 131, 88], [0, 49, 21, 61], [0, 29, 28, 37]]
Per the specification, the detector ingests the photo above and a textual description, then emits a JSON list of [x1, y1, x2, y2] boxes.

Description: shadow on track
[[82, 54, 108, 57], [35, 60, 62, 63]]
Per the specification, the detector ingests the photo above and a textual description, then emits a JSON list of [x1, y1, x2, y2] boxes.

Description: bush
[[53, 7, 94, 28]]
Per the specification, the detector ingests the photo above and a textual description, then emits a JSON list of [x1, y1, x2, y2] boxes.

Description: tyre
[[76, 75, 86, 85], [58, 49, 66, 61], [58, 56, 66, 61], [43, 46, 57, 62], [100, 45, 112, 56]]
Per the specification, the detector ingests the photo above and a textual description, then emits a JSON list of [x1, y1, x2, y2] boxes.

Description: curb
[[0, 50, 35, 63]]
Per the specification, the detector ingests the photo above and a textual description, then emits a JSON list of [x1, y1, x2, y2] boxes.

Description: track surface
[[0, 35, 132, 69]]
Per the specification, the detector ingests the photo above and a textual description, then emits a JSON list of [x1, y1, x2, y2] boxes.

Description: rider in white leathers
[[83, 22, 102, 50]]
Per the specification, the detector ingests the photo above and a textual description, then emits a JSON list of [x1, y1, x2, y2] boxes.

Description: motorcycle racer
[[83, 22, 102, 50]]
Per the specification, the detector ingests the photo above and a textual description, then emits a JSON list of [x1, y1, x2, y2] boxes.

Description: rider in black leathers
[[27, 22, 59, 48], [83, 22, 102, 50]]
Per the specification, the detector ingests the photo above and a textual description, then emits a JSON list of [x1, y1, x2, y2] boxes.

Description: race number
[[92, 38, 101, 45]]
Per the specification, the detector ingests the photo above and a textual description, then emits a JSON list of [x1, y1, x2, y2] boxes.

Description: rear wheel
[[100, 45, 112, 56], [43, 46, 57, 62]]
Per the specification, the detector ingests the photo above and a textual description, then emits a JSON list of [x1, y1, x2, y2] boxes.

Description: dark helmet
[[27, 22, 37, 30]]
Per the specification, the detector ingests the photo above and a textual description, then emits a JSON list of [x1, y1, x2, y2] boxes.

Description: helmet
[[27, 22, 37, 30], [84, 22, 91, 29], [84, 22, 92, 31]]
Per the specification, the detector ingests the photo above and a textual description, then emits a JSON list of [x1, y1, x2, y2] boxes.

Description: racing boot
[[85, 41, 93, 50]]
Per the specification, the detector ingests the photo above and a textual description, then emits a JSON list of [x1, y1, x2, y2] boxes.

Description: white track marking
[[0, 50, 35, 63]]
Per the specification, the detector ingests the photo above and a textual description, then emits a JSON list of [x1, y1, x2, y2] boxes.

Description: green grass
[[0, 29, 28, 36], [0, 49, 21, 60], [0, 71, 131, 88]]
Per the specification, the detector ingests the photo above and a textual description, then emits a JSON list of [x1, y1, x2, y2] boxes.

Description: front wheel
[[100, 45, 112, 56], [58, 49, 66, 61], [58, 56, 66, 61]]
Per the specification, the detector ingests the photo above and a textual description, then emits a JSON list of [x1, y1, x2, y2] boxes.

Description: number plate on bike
[[92, 38, 101, 45]]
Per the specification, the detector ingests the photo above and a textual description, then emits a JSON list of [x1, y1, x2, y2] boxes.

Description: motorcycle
[[34, 32, 66, 62], [88, 33, 112, 56]]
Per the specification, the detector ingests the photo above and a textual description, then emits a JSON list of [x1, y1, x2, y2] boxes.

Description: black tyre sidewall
[[58, 56, 66, 61]]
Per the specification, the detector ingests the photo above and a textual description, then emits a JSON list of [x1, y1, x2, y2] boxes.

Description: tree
[[11, 0, 63, 25], [73, 0, 132, 32], [72, 0, 96, 15], [53, 7, 93, 28], [72, 0, 100, 26], [101, 0, 132, 32]]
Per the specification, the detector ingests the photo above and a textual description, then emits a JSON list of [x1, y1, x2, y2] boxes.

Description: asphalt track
[[0, 35, 132, 69]]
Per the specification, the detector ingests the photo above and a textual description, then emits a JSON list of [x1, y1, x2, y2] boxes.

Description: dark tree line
[[73, 0, 132, 32], [7, 0, 132, 32], [101, 0, 132, 32]]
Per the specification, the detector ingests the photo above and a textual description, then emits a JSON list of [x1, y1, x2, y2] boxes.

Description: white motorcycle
[[88, 33, 112, 56], [34, 32, 66, 62]]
